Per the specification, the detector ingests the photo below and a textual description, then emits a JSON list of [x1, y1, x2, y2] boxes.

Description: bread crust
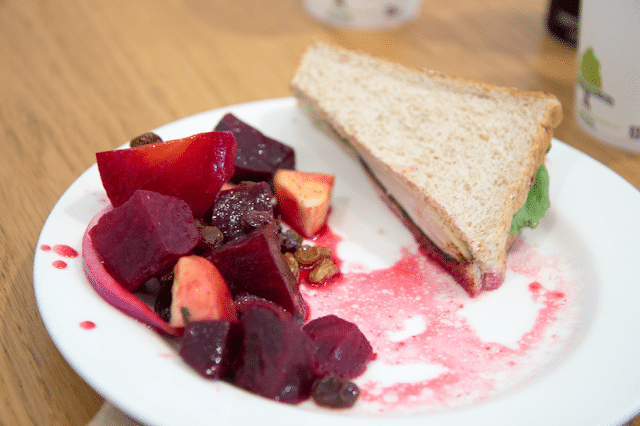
[[291, 41, 562, 295]]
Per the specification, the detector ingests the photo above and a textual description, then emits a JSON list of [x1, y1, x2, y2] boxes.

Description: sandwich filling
[[357, 146, 472, 262], [358, 141, 550, 296], [510, 163, 550, 235]]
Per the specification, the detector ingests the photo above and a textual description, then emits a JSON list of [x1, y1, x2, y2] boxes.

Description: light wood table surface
[[2, 1, 640, 425]]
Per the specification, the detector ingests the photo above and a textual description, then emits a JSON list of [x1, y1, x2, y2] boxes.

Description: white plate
[[34, 97, 640, 426]]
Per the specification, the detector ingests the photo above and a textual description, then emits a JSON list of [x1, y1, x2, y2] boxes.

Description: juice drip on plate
[[40, 243, 79, 269], [301, 230, 578, 414], [80, 321, 96, 330], [52, 244, 79, 258], [52, 260, 68, 269]]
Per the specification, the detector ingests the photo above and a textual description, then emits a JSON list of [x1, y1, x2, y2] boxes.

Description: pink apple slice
[[273, 169, 335, 238]]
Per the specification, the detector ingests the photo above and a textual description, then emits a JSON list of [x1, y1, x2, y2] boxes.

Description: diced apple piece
[[96, 131, 236, 217], [220, 182, 237, 191], [88, 189, 199, 292], [214, 113, 295, 184], [273, 169, 335, 238], [170, 256, 238, 328]]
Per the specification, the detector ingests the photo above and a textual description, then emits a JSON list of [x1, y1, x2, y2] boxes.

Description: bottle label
[[575, 0, 640, 152]]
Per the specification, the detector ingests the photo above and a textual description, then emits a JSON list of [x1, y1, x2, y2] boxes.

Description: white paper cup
[[574, 0, 640, 153], [302, 0, 422, 29]]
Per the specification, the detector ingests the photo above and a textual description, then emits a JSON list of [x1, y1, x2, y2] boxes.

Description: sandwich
[[290, 41, 562, 297]]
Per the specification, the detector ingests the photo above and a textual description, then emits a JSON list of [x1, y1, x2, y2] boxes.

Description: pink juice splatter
[[52, 260, 68, 269], [41, 243, 78, 269], [52, 244, 79, 258], [300, 230, 579, 414], [80, 321, 96, 330]]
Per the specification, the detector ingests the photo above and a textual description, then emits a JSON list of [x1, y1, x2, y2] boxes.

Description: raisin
[[129, 132, 163, 147], [278, 228, 303, 253], [241, 210, 272, 230], [194, 217, 209, 229], [294, 245, 333, 269], [283, 252, 300, 282], [308, 258, 338, 283], [198, 226, 224, 250], [315, 246, 332, 259], [311, 376, 360, 409], [293, 245, 319, 267]]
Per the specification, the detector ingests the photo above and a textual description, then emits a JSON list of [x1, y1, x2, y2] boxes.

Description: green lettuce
[[509, 163, 550, 234]]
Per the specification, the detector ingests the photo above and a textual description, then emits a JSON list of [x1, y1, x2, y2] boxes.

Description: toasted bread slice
[[290, 41, 562, 296]]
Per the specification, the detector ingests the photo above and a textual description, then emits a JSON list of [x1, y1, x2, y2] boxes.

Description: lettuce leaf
[[509, 163, 550, 234]]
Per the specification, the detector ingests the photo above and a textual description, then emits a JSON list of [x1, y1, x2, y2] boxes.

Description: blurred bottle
[[545, 0, 579, 48], [574, 0, 640, 152], [302, 0, 422, 30]]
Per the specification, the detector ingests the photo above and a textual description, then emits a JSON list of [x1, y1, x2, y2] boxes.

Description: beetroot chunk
[[96, 131, 236, 217], [233, 306, 316, 404], [206, 223, 306, 320], [82, 205, 181, 336], [234, 294, 293, 322], [303, 315, 375, 379], [179, 320, 240, 379], [208, 181, 274, 243], [89, 189, 198, 292], [214, 113, 295, 184]]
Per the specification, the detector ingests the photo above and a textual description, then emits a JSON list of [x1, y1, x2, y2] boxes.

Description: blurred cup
[[302, 0, 422, 30], [574, 0, 640, 153]]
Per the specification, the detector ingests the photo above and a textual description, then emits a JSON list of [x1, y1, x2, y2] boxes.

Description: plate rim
[[34, 96, 640, 426]]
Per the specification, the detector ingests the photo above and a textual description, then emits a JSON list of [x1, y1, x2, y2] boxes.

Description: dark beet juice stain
[[300, 234, 578, 414], [80, 321, 96, 330]]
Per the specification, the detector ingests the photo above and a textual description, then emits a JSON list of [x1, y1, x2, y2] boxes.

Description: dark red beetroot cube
[[89, 189, 199, 292], [96, 131, 236, 217], [208, 181, 274, 243], [303, 315, 375, 379], [214, 113, 295, 183], [206, 223, 307, 320], [179, 320, 240, 379], [234, 294, 293, 322], [233, 305, 316, 404]]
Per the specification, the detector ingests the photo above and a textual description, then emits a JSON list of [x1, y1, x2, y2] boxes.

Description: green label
[[577, 47, 614, 109]]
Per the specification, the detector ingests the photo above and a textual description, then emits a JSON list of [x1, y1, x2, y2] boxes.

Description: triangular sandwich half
[[290, 41, 562, 296]]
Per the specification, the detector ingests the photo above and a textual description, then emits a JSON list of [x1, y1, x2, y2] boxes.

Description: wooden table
[[2, 1, 639, 425]]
